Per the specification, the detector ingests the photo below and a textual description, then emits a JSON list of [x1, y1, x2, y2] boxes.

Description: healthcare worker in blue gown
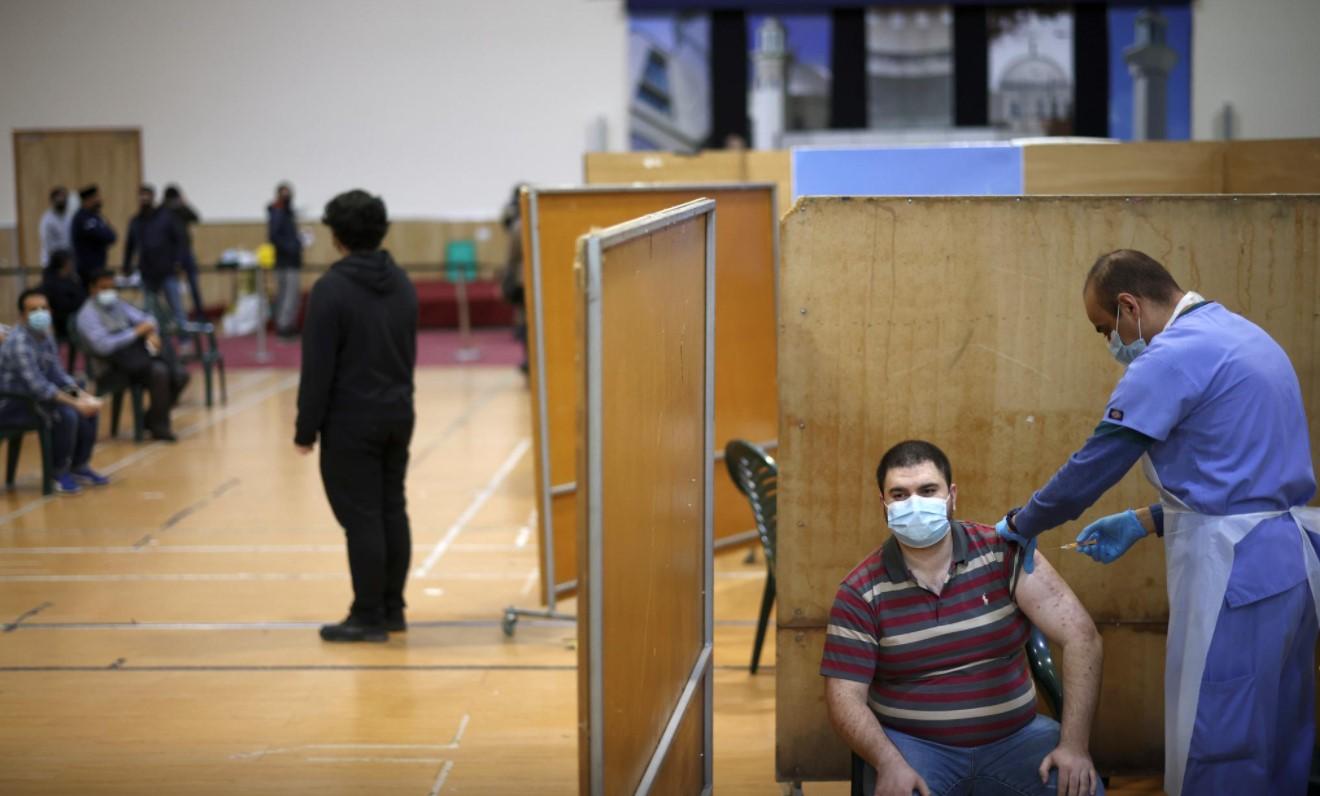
[[995, 249, 1320, 796]]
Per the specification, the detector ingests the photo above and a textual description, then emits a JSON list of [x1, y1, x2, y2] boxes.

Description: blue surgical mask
[[27, 309, 52, 334], [96, 289, 118, 307], [886, 494, 952, 548], [1107, 302, 1146, 365]]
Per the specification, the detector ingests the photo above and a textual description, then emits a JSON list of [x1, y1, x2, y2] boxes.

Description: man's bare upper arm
[[1012, 551, 1098, 646]]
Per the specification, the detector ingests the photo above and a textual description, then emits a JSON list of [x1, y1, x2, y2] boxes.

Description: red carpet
[[217, 328, 526, 369]]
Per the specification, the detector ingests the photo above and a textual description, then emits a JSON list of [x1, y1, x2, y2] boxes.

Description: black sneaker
[[319, 618, 388, 643], [385, 611, 407, 633]]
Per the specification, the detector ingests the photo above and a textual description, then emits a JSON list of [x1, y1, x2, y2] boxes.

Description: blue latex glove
[[1075, 510, 1147, 563], [995, 516, 1037, 574]]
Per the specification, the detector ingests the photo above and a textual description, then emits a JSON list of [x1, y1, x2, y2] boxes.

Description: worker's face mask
[[27, 309, 52, 335], [886, 494, 952, 549], [96, 289, 117, 307], [1108, 302, 1146, 366]]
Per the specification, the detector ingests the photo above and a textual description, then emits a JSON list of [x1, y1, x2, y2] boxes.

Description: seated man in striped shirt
[[822, 440, 1103, 796]]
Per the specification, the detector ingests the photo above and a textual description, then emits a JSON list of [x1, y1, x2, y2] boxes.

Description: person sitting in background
[[39, 186, 76, 268], [124, 184, 187, 327], [75, 270, 185, 442], [0, 289, 107, 494], [71, 185, 117, 285], [822, 440, 1103, 796], [163, 184, 205, 319], [40, 250, 86, 345]]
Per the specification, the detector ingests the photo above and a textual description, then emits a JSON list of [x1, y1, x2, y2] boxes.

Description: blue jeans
[[863, 715, 1105, 796], [0, 401, 98, 475]]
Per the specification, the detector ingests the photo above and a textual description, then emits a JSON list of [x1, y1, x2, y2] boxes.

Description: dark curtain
[[1073, 3, 1110, 137], [952, 5, 989, 127], [709, 9, 749, 147], [829, 7, 867, 129]]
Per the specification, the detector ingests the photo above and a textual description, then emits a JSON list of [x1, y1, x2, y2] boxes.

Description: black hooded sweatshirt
[[295, 250, 418, 446]]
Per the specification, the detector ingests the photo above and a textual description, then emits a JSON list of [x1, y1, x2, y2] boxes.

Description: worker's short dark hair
[[163, 185, 181, 201], [78, 184, 99, 200], [49, 186, 66, 201], [17, 288, 46, 315], [86, 268, 115, 286], [876, 440, 953, 491], [1085, 249, 1182, 310], [322, 189, 389, 252]]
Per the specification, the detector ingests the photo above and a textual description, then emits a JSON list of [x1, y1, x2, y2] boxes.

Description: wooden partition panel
[[578, 200, 714, 795], [584, 151, 792, 216], [1022, 141, 1226, 194], [1223, 139, 1320, 193], [776, 195, 1320, 780], [522, 185, 777, 604]]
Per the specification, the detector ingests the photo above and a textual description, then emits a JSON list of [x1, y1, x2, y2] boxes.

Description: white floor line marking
[[305, 757, 445, 764], [428, 760, 455, 795], [0, 373, 298, 528], [514, 526, 531, 548], [448, 714, 470, 747], [0, 569, 756, 583], [414, 438, 531, 577], [0, 571, 541, 583], [0, 544, 345, 555], [448, 543, 522, 553], [520, 567, 538, 596]]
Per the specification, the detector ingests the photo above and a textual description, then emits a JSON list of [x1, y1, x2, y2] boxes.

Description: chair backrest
[[723, 439, 778, 570], [1026, 626, 1064, 717], [444, 239, 478, 284]]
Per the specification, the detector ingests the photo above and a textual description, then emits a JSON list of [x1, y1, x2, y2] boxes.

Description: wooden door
[[13, 128, 142, 269]]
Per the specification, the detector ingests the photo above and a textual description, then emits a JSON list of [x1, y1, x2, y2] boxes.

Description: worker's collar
[[1160, 291, 1208, 333], [881, 520, 968, 582]]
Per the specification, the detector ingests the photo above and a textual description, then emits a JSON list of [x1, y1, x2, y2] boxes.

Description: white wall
[[0, 0, 627, 224], [1193, 0, 1320, 140]]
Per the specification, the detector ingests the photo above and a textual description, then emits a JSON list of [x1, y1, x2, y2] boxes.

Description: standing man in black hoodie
[[295, 190, 417, 643]]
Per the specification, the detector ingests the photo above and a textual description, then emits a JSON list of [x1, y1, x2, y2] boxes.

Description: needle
[[1059, 540, 1098, 550]]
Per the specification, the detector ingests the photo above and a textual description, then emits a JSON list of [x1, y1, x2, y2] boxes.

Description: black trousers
[[108, 340, 178, 432], [319, 416, 414, 624]]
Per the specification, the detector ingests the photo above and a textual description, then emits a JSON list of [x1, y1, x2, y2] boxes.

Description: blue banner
[[792, 145, 1024, 200]]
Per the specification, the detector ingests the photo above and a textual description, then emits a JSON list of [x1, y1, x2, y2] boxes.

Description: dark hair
[[876, 440, 953, 491], [86, 268, 114, 286], [45, 250, 71, 271], [49, 186, 66, 201], [1085, 249, 1181, 310], [322, 189, 389, 252], [163, 185, 181, 200], [78, 184, 99, 200], [17, 288, 46, 315]]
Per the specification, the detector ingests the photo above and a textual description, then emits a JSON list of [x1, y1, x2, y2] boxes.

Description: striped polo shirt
[[820, 521, 1034, 747]]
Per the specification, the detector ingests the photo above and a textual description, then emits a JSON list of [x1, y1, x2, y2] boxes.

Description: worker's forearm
[[1057, 630, 1103, 751], [827, 690, 904, 771]]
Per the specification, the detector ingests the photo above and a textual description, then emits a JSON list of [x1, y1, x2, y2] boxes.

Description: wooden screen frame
[[519, 183, 779, 611], [578, 199, 716, 796]]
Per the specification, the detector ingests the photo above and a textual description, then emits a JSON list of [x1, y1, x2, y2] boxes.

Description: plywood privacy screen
[[520, 185, 778, 604], [577, 200, 714, 795], [776, 195, 1320, 780]]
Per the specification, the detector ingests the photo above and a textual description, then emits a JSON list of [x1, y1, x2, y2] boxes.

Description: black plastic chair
[[144, 291, 227, 408], [848, 626, 1065, 795], [0, 391, 54, 496], [723, 439, 778, 675], [67, 315, 146, 442]]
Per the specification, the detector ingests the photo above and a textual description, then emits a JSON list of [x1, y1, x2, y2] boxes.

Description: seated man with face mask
[[822, 440, 1104, 796], [74, 270, 187, 442]]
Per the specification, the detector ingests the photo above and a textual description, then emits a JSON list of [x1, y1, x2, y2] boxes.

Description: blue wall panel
[[792, 145, 1024, 200]]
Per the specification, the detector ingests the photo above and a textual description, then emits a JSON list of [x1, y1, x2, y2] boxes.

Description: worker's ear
[[947, 483, 957, 515]]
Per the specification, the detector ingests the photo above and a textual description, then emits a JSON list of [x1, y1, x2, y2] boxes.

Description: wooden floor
[[0, 367, 1162, 794]]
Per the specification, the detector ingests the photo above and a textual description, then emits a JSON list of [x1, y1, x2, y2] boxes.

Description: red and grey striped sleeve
[[820, 581, 879, 684]]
